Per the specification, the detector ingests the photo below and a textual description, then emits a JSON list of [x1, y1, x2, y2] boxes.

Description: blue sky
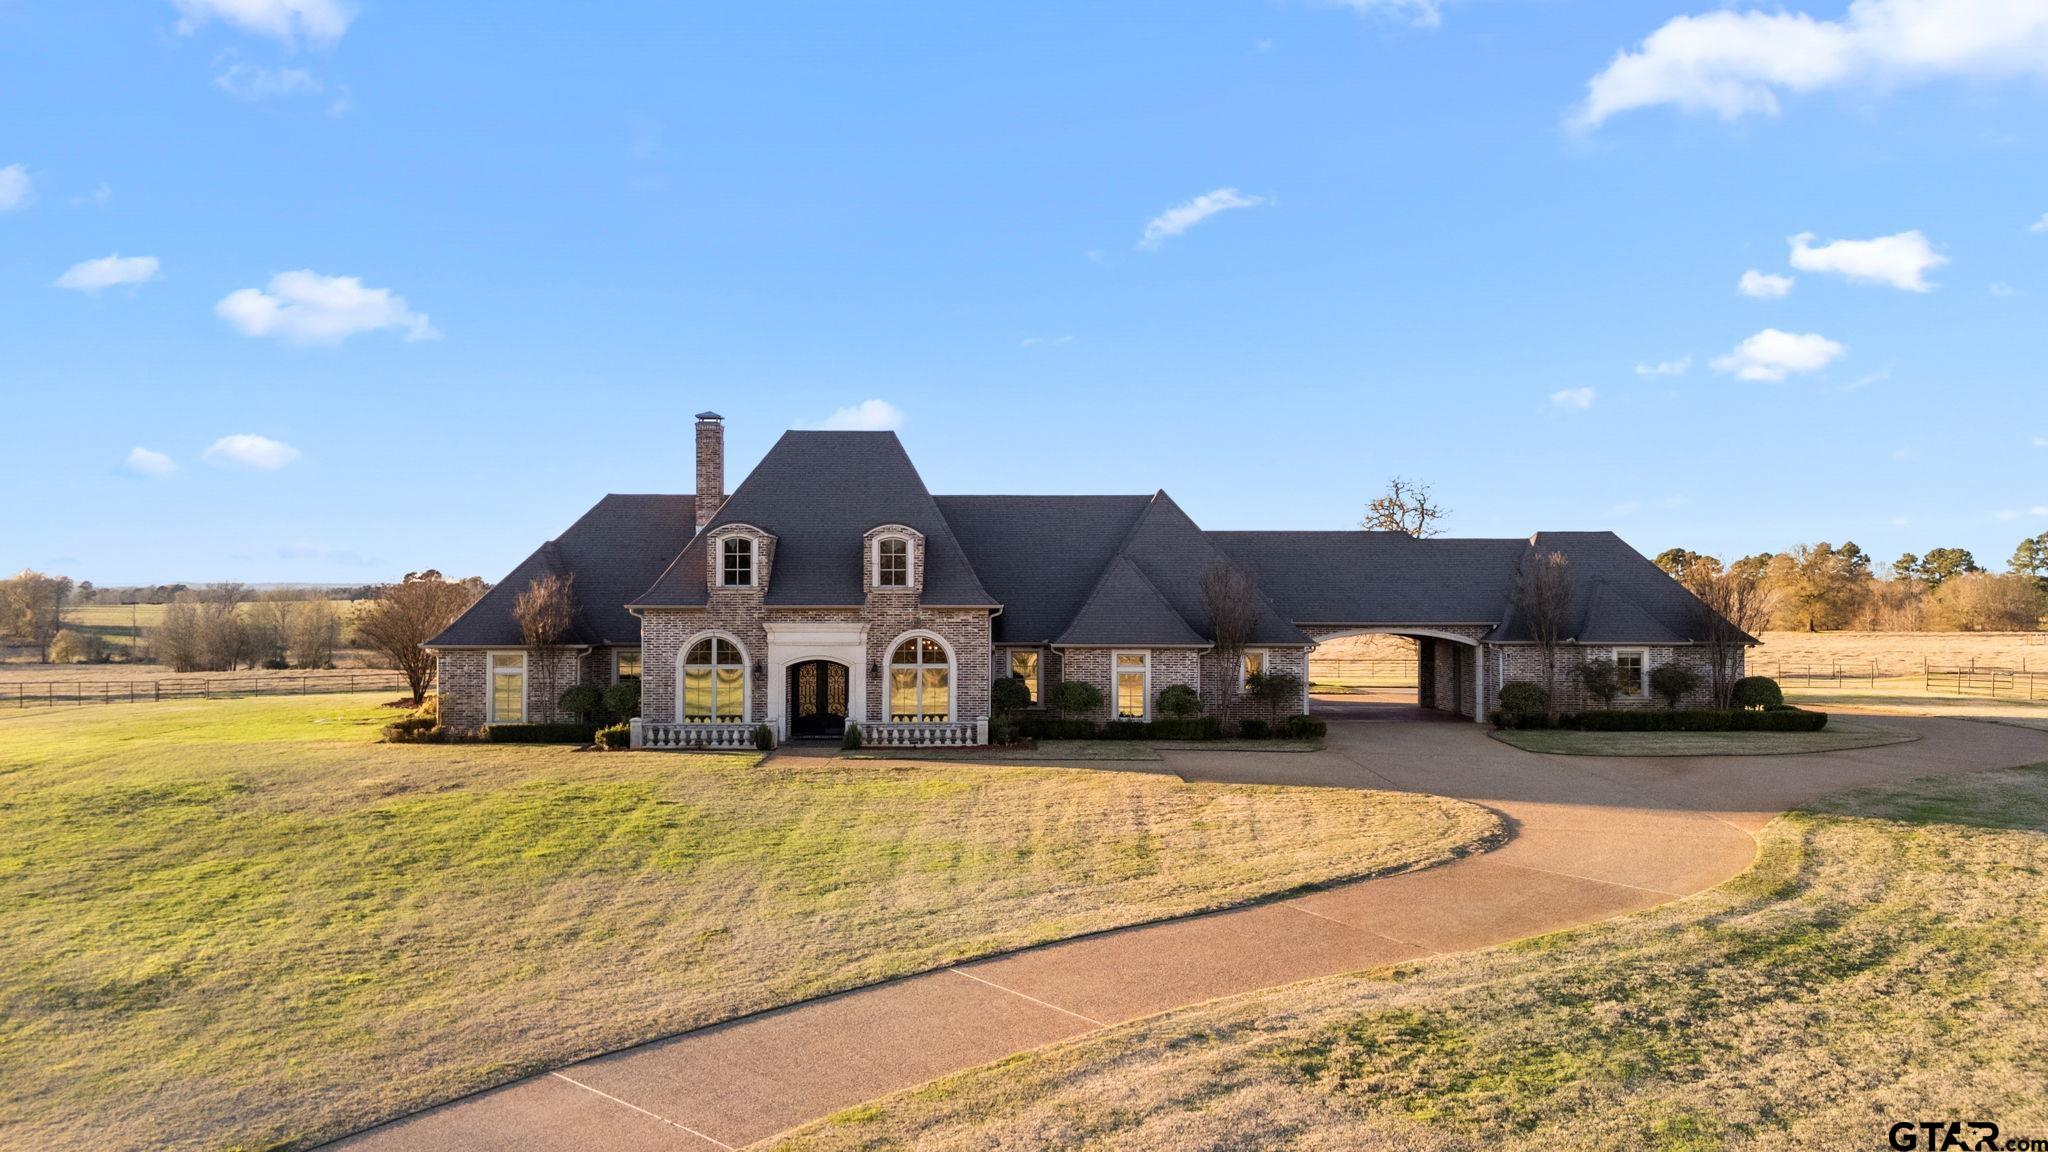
[[4, 0, 2046, 584]]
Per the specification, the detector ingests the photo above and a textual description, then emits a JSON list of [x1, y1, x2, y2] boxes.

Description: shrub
[[48, 629, 103, 664], [261, 657, 290, 671], [558, 684, 604, 723], [1498, 681, 1548, 723], [1507, 707, 1828, 733], [1277, 714, 1328, 740], [1246, 670, 1304, 718], [1049, 680, 1103, 716], [1015, 714, 1100, 741], [378, 714, 440, 744], [1151, 715, 1224, 741], [1237, 718, 1270, 739], [1575, 658, 1620, 707], [1101, 720, 1152, 740], [990, 677, 1033, 715], [1731, 676, 1785, 710], [602, 680, 641, 720], [988, 715, 1019, 745], [1649, 664, 1702, 709], [1154, 684, 1201, 717], [595, 723, 632, 751], [841, 722, 863, 751], [753, 724, 775, 751], [483, 723, 600, 744]]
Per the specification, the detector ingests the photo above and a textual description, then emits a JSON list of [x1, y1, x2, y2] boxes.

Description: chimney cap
[[695, 411, 724, 422]]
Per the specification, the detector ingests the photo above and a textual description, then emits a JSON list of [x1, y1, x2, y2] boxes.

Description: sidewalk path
[[328, 712, 2048, 1151]]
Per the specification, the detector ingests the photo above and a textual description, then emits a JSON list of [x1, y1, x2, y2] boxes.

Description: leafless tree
[[354, 570, 488, 705], [1683, 559, 1774, 708], [1202, 561, 1259, 718], [1361, 477, 1449, 538], [288, 598, 344, 668], [154, 601, 204, 672], [1509, 549, 1573, 721], [515, 573, 577, 723], [196, 583, 254, 671]]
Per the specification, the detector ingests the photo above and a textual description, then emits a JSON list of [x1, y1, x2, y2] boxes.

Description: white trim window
[[720, 537, 754, 587], [1240, 649, 1267, 688], [488, 652, 526, 723], [1008, 649, 1041, 704], [1114, 651, 1149, 719], [681, 636, 748, 721], [1614, 648, 1648, 698], [875, 536, 911, 588], [888, 635, 951, 721], [613, 648, 642, 683]]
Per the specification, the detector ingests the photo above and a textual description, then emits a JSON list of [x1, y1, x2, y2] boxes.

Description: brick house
[[426, 413, 1745, 742]]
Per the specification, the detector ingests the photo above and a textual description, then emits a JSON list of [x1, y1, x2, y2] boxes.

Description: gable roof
[[428, 494, 695, 648], [1073, 492, 1306, 647], [933, 495, 1151, 644], [632, 431, 997, 609], [1485, 531, 1734, 645], [1055, 556, 1209, 647]]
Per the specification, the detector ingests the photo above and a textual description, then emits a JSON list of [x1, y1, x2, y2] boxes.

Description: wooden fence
[[6, 671, 418, 709], [1923, 665, 2046, 701], [1307, 658, 1418, 689]]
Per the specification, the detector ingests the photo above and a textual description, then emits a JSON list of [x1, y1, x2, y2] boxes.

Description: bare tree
[[1683, 559, 1774, 708], [154, 601, 204, 672], [514, 573, 577, 723], [196, 583, 254, 671], [354, 571, 488, 706], [1361, 477, 1449, 538], [0, 570, 75, 662], [1202, 561, 1259, 719], [288, 598, 343, 668], [1508, 549, 1573, 722]]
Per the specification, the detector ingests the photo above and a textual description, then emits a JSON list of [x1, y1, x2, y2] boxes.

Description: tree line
[[1653, 532, 2048, 633]]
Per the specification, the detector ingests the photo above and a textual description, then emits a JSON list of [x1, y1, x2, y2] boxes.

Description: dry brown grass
[[1751, 630, 2048, 676], [0, 695, 1495, 1152], [777, 766, 2048, 1152]]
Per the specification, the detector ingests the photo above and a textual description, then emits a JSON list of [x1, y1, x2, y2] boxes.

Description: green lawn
[[776, 766, 2048, 1152], [1489, 718, 1913, 757], [0, 695, 1495, 1152]]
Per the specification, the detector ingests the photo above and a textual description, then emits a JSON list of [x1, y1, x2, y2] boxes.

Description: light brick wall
[[436, 650, 486, 727], [1485, 644, 1729, 713], [434, 646, 588, 727], [1198, 647, 1308, 719], [1055, 647, 1204, 721], [867, 605, 991, 722]]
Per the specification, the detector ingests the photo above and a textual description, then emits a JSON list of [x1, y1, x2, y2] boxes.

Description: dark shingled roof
[[1488, 531, 1733, 644], [632, 431, 997, 608], [1055, 556, 1209, 647], [934, 496, 1151, 644], [428, 494, 695, 648]]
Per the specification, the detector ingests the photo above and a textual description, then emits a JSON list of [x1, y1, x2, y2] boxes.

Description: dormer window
[[877, 537, 909, 587], [721, 537, 753, 586]]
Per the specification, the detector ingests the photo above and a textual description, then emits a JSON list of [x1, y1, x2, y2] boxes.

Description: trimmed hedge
[[1495, 706, 1827, 733], [1277, 713, 1328, 740], [595, 723, 631, 751], [1013, 712, 1229, 742], [483, 723, 601, 744], [1015, 714, 1101, 741], [1731, 676, 1785, 710], [1498, 681, 1548, 720], [1238, 718, 1270, 739]]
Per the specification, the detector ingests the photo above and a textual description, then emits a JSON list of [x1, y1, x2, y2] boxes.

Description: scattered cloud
[[1575, 0, 2048, 128], [171, 0, 355, 47], [126, 447, 177, 477], [2034, 435, 2048, 447], [1712, 328, 1846, 381], [1550, 386, 1597, 411], [70, 183, 113, 208], [1020, 335, 1075, 348], [1634, 355, 1691, 378], [1994, 506, 2048, 521], [1989, 281, 2016, 297], [1843, 365, 1892, 392], [1138, 188, 1265, 250], [1788, 230, 1946, 291], [1326, 0, 1441, 28], [214, 61, 320, 100], [2031, 213, 2048, 234], [1889, 446, 1913, 461], [55, 254, 161, 294], [811, 399, 905, 431], [215, 270, 439, 344], [203, 434, 300, 470], [1738, 269, 1795, 298], [0, 164, 33, 211]]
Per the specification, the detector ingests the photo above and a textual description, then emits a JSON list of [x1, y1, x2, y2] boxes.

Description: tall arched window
[[682, 636, 747, 721], [888, 635, 950, 721]]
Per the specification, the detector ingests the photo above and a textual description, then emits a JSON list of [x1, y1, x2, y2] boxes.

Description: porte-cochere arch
[[1300, 624, 1491, 723]]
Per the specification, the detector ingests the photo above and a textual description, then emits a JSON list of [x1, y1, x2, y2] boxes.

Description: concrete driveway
[[326, 712, 2048, 1151]]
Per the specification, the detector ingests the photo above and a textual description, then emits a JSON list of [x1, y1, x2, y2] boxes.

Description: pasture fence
[[1922, 660, 2046, 702], [6, 670, 419, 709], [1307, 658, 1419, 689], [1745, 659, 1879, 687]]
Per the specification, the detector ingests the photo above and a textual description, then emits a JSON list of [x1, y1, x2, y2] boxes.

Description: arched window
[[721, 537, 753, 586], [682, 636, 747, 721], [888, 635, 950, 721], [876, 537, 910, 587]]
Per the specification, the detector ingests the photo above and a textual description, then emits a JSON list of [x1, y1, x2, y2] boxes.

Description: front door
[[787, 660, 849, 738]]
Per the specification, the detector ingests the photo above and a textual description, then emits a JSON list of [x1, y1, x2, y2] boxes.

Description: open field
[[1750, 629, 2048, 677], [777, 764, 2048, 1151], [0, 599, 376, 667], [0, 695, 1495, 1152], [1490, 718, 1914, 757]]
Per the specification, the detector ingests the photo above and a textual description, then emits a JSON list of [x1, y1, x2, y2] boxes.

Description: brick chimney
[[694, 411, 725, 532]]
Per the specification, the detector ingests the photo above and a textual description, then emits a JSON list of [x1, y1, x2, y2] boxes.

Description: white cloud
[[2031, 213, 2048, 234], [70, 183, 113, 208], [1738, 269, 1795, 298], [216, 270, 438, 344], [203, 434, 300, 470], [1788, 230, 1946, 291], [55, 254, 161, 294], [1550, 386, 1597, 410], [1576, 0, 2048, 128], [1989, 281, 2015, 296], [1138, 188, 1265, 250], [1634, 355, 1691, 378], [0, 164, 32, 211], [2033, 435, 2048, 447], [171, 0, 355, 47], [214, 62, 320, 100], [1328, 0, 1441, 28], [126, 447, 176, 477], [812, 400, 905, 431], [1020, 335, 1075, 348], [1994, 506, 2048, 521], [1712, 328, 1846, 381]]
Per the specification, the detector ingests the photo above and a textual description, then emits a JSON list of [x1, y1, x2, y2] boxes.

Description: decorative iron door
[[786, 660, 849, 737]]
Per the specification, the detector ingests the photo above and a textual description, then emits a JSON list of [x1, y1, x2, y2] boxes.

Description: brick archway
[[1301, 624, 1491, 723]]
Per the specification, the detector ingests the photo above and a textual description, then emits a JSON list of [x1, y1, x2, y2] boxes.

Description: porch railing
[[631, 719, 762, 750], [858, 719, 987, 748]]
